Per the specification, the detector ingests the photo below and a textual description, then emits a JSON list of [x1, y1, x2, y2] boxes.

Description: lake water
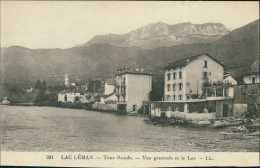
[[1, 105, 259, 152]]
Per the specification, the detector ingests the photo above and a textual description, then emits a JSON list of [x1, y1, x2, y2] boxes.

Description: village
[[2, 53, 259, 132], [3, 53, 257, 137]]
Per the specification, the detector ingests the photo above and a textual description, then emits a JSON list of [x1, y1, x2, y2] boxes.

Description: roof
[[115, 64, 154, 76], [106, 79, 115, 85], [250, 60, 259, 72], [164, 53, 225, 69], [244, 71, 259, 76], [96, 86, 104, 92], [59, 89, 80, 94], [223, 75, 236, 80], [152, 98, 234, 103], [85, 92, 98, 98], [94, 92, 116, 99]]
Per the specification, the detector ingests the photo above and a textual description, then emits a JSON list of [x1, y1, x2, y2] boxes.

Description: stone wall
[[97, 104, 118, 110]]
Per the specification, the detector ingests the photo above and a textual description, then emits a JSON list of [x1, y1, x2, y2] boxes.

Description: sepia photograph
[[0, 1, 259, 167]]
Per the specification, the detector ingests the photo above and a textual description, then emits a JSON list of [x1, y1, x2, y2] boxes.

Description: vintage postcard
[[1, 1, 259, 167]]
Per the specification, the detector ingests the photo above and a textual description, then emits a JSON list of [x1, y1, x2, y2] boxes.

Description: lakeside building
[[149, 98, 234, 120], [26, 85, 33, 92], [104, 79, 116, 95], [58, 90, 81, 103], [163, 54, 225, 101], [115, 64, 153, 112], [84, 92, 98, 103], [94, 92, 117, 104], [233, 83, 260, 118], [243, 60, 259, 84], [223, 75, 237, 86]]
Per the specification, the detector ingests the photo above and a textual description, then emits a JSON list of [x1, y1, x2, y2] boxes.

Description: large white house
[[115, 65, 153, 112], [164, 54, 225, 101]]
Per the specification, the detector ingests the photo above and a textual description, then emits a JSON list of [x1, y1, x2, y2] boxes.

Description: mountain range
[[75, 22, 230, 49], [1, 19, 259, 88]]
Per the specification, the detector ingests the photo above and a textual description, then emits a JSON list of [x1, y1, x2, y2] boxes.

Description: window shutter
[[201, 72, 204, 79]]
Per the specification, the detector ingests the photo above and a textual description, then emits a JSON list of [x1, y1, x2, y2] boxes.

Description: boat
[[247, 132, 260, 137], [219, 132, 243, 139], [214, 119, 244, 128], [196, 121, 211, 125]]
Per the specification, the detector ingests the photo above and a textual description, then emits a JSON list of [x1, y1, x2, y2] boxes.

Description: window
[[133, 105, 137, 111], [173, 72, 176, 79], [179, 71, 182, 79], [179, 94, 183, 100], [167, 84, 171, 91], [167, 73, 171, 80], [252, 76, 255, 84], [165, 95, 171, 101], [186, 95, 190, 100], [173, 84, 176, 91], [204, 60, 208, 68], [179, 83, 183, 90], [203, 72, 208, 79], [173, 68, 176, 70], [173, 95, 176, 100]]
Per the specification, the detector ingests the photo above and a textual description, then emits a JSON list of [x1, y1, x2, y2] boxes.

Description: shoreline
[[4, 102, 130, 114]]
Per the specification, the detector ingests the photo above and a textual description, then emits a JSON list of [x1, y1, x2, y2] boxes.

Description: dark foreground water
[[1, 106, 259, 152]]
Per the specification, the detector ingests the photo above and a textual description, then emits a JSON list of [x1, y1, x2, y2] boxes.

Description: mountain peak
[[75, 21, 230, 49]]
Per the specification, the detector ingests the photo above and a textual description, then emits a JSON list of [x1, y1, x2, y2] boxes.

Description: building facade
[[224, 76, 238, 85], [115, 65, 153, 112], [58, 90, 81, 103], [164, 54, 224, 101], [243, 60, 259, 84], [104, 79, 115, 95]]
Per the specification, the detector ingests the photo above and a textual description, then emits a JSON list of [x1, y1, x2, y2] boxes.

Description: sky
[[1, 1, 259, 49]]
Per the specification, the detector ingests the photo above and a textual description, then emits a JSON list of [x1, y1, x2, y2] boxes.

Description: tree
[[41, 81, 47, 91], [74, 96, 80, 102], [34, 80, 42, 89], [2, 78, 9, 91], [88, 79, 101, 92]]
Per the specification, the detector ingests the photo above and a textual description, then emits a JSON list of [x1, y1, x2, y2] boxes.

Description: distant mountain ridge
[[75, 21, 230, 49], [1, 20, 258, 88]]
